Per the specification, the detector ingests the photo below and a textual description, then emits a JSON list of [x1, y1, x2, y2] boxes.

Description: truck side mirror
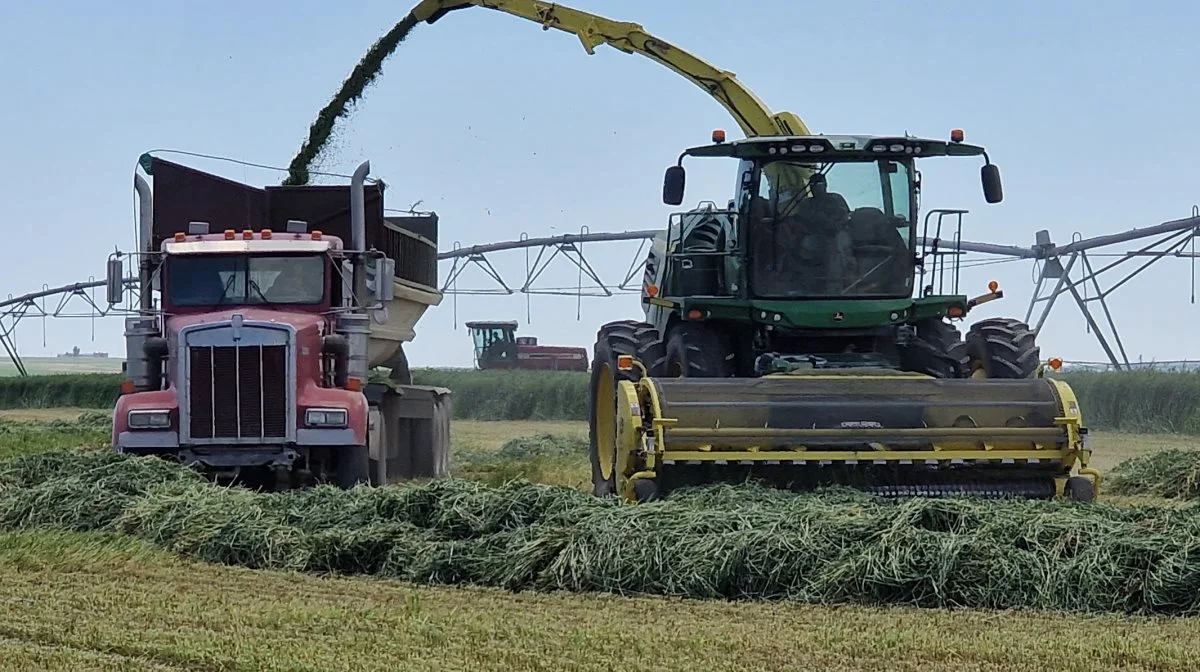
[[981, 163, 1003, 203], [106, 256, 124, 305], [663, 165, 686, 206]]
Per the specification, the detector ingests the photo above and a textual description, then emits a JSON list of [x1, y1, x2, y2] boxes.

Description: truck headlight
[[128, 409, 171, 429], [306, 408, 348, 428]]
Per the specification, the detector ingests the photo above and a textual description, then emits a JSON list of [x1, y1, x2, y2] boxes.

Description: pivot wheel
[[588, 320, 658, 497], [959, 317, 1040, 379], [665, 322, 735, 378]]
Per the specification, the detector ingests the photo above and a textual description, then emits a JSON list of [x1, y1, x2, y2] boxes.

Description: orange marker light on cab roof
[[224, 229, 235, 240], [988, 280, 999, 293], [950, 129, 965, 143], [261, 229, 272, 239], [1048, 357, 1063, 371], [712, 129, 726, 143], [173, 232, 186, 242], [243, 229, 253, 239], [311, 230, 323, 240]]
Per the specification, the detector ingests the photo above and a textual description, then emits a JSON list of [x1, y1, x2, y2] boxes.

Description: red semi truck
[[106, 154, 450, 490]]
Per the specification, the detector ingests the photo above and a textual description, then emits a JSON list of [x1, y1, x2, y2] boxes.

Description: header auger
[[590, 130, 1100, 504]]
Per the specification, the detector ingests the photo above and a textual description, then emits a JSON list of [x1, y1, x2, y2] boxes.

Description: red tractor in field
[[466, 320, 588, 371]]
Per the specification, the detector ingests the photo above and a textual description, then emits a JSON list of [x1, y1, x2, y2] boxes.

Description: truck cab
[[112, 223, 373, 488]]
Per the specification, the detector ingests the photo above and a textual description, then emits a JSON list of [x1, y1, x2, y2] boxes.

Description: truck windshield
[[167, 254, 326, 307], [747, 159, 915, 298]]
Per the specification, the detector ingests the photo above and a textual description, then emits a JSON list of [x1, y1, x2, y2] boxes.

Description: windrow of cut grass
[[1, 368, 1196, 433], [1106, 449, 1200, 500], [7, 449, 1200, 616]]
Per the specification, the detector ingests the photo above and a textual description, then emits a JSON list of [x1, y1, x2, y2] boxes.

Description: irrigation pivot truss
[[3, 207, 1199, 375]]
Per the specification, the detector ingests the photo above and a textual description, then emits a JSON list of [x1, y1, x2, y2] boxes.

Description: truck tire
[[336, 445, 371, 488], [410, 392, 453, 479], [903, 319, 970, 378], [588, 320, 648, 497], [962, 317, 1041, 378], [665, 322, 734, 378]]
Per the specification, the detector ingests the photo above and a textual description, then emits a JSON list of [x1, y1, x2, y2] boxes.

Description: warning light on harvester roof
[[261, 229, 272, 239], [950, 129, 964, 143], [173, 232, 186, 242], [243, 229, 253, 240], [988, 280, 999, 292], [1049, 357, 1063, 371], [617, 355, 634, 371], [712, 129, 726, 143], [311, 230, 323, 240], [224, 229, 235, 240]]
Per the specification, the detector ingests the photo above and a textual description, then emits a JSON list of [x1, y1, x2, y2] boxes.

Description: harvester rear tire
[[962, 317, 1041, 378], [665, 322, 734, 378], [336, 445, 372, 489], [588, 320, 649, 497]]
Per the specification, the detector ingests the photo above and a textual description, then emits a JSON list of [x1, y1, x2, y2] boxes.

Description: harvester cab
[[589, 130, 1099, 505]]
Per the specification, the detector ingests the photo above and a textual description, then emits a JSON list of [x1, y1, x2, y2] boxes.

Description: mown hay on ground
[[1106, 449, 1200, 499], [7, 450, 1200, 616]]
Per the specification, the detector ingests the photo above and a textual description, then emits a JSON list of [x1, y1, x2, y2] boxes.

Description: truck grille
[[188, 345, 288, 440]]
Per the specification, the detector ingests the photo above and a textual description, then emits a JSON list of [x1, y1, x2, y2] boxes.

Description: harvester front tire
[[1066, 475, 1096, 502], [588, 320, 646, 497], [963, 318, 1041, 378], [665, 322, 734, 378], [336, 445, 372, 489], [905, 319, 970, 378]]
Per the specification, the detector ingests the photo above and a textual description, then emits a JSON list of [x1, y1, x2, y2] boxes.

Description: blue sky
[[2, 0, 1198, 368]]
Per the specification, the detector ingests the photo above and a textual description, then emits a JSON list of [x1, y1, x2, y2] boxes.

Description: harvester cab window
[[167, 254, 326, 307], [750, 159, 915, 298]]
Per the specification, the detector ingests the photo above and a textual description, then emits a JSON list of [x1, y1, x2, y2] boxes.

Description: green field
[[0, 356, 122, 377], [2, 371, 1200, 670]]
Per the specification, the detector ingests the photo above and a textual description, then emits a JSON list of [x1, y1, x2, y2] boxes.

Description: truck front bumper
[[116, 429, 360, 469]]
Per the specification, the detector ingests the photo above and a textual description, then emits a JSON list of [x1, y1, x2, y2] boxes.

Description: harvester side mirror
[[981, 163, 1003, 203], [106, 256, 124, 305], [663, 165, 686, 206]]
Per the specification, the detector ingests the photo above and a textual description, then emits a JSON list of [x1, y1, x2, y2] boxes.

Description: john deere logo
[[833, 312, 845, 322]]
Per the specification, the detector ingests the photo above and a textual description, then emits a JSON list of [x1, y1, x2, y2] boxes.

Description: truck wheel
[[665, 322, 734, 378], [904, 319, 970, 378], [336, 445, 372, 488], [409, 392, 453, 479], [962, 317, 1041, 379], [588, 320, 647, 497]]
